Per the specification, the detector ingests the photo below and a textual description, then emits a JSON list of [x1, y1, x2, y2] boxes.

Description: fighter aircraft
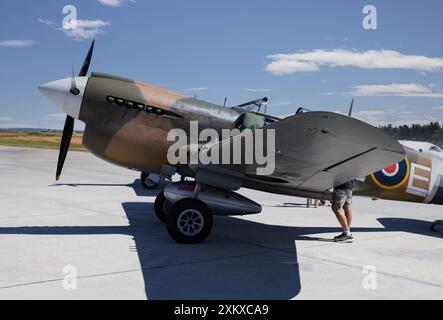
[[38, 41, 443, 243]]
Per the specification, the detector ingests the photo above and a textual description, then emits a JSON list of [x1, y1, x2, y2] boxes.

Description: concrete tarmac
[[0, 146, 442, 299]]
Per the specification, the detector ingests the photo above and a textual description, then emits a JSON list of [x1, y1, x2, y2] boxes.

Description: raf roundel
[[370, 157, 411, 190], [382, 163, 399, 177]]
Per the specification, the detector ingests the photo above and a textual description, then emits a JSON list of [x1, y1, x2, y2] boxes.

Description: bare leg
[[343, 204, 353, 230], [332, 207, 349, 232]]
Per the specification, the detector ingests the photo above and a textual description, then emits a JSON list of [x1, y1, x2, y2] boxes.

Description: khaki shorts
[[332, 189, 353, 210]]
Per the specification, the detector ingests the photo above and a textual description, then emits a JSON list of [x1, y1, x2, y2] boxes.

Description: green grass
[[0, 132, 86, 151]]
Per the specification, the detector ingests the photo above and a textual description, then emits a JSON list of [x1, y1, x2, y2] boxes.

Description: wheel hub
[[177, 209, 204, 236]]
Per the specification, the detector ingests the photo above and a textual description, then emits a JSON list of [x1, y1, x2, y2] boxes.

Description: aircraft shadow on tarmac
[[1, 179, 441, 299], [50, 179, 159, 197]]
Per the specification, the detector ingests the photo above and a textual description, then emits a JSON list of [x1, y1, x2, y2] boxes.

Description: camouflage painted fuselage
[[78, 73, 443, 205], [355, 147, 443, 205], [79, 73, 239, 173]]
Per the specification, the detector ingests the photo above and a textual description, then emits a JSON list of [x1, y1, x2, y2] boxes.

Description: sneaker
[[334, 232, 354, 243]]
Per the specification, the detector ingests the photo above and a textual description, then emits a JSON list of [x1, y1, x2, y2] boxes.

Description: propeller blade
[[78, 38, 95, 77], [55, 115, 74, 181], [70, 65, 80, 95]]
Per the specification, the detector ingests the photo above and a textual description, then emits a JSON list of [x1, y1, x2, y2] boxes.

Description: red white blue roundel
[[370, 157, 410, 190]]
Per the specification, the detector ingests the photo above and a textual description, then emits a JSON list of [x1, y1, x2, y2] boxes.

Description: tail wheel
[[154, 191, 169, 223], [141, 172, 158, 189], [166, 199, 213, 244]]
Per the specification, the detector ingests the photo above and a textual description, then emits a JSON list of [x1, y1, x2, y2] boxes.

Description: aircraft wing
[[198, 111, 405, 192]]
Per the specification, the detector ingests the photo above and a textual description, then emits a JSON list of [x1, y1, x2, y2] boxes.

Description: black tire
[[166, 199, 213, 244], [154, 191, 169, 223], [141, 172, 158, 189]]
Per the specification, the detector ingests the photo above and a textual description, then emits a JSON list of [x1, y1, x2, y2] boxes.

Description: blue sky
[[1, 0, 443, 129]]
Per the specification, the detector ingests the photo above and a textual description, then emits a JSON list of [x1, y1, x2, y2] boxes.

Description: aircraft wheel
[[141, 172, 158, 189], [166, 199, 213, 244], [154, 191, 170, 223]]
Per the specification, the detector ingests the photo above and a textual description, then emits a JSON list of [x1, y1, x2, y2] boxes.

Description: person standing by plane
[[331, 179, 356, 242]]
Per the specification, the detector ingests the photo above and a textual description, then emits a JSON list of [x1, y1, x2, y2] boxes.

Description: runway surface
[[0, 146, 442, 300]]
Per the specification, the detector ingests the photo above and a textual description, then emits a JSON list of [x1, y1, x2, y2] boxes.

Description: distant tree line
[[380, 122, 443, 147]]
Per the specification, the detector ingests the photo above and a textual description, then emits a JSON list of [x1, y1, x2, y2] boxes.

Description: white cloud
[[271, 101, 291, 107], [350, 83, 443, 98], [39, 16, 110, 41], [0, 117, 15, 122], [60, 19, 110, 41], [183, 87, 208, 92], [244, 88, 271, 92], [97, 0, 135, 7], [97, 0, 124, 6], [0, 116, 85, 130], [265, 49, 443, 75], [0, 117, 37, 129], [0, 40, 36, 48], [352, 107, 442, 127], [38, 18, 56, 26], [382, 118, 442, 127], [337, 107, 442, 127], [0, 122, 38, 129], [433, 106, 443, 110], [267, 59, 319, 74], [75, 20, 110, 28], [352, 110, 388, 124], [385, 118, 442, 127], [62, 28, 101, 41]]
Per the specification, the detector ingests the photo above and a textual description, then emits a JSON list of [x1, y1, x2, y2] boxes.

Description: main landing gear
[[154, 190, 212, 244], [153, 181, 262, 244]]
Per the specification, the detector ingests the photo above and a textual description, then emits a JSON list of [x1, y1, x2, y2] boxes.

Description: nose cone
[[38, 77, 88, 120]]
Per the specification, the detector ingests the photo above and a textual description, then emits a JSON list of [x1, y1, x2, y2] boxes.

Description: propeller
[[55, 39, 95, 181], [70, 65, 80, 95]]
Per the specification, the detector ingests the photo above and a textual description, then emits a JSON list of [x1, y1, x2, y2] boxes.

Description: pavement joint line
[[0, 250, 269, 290]]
